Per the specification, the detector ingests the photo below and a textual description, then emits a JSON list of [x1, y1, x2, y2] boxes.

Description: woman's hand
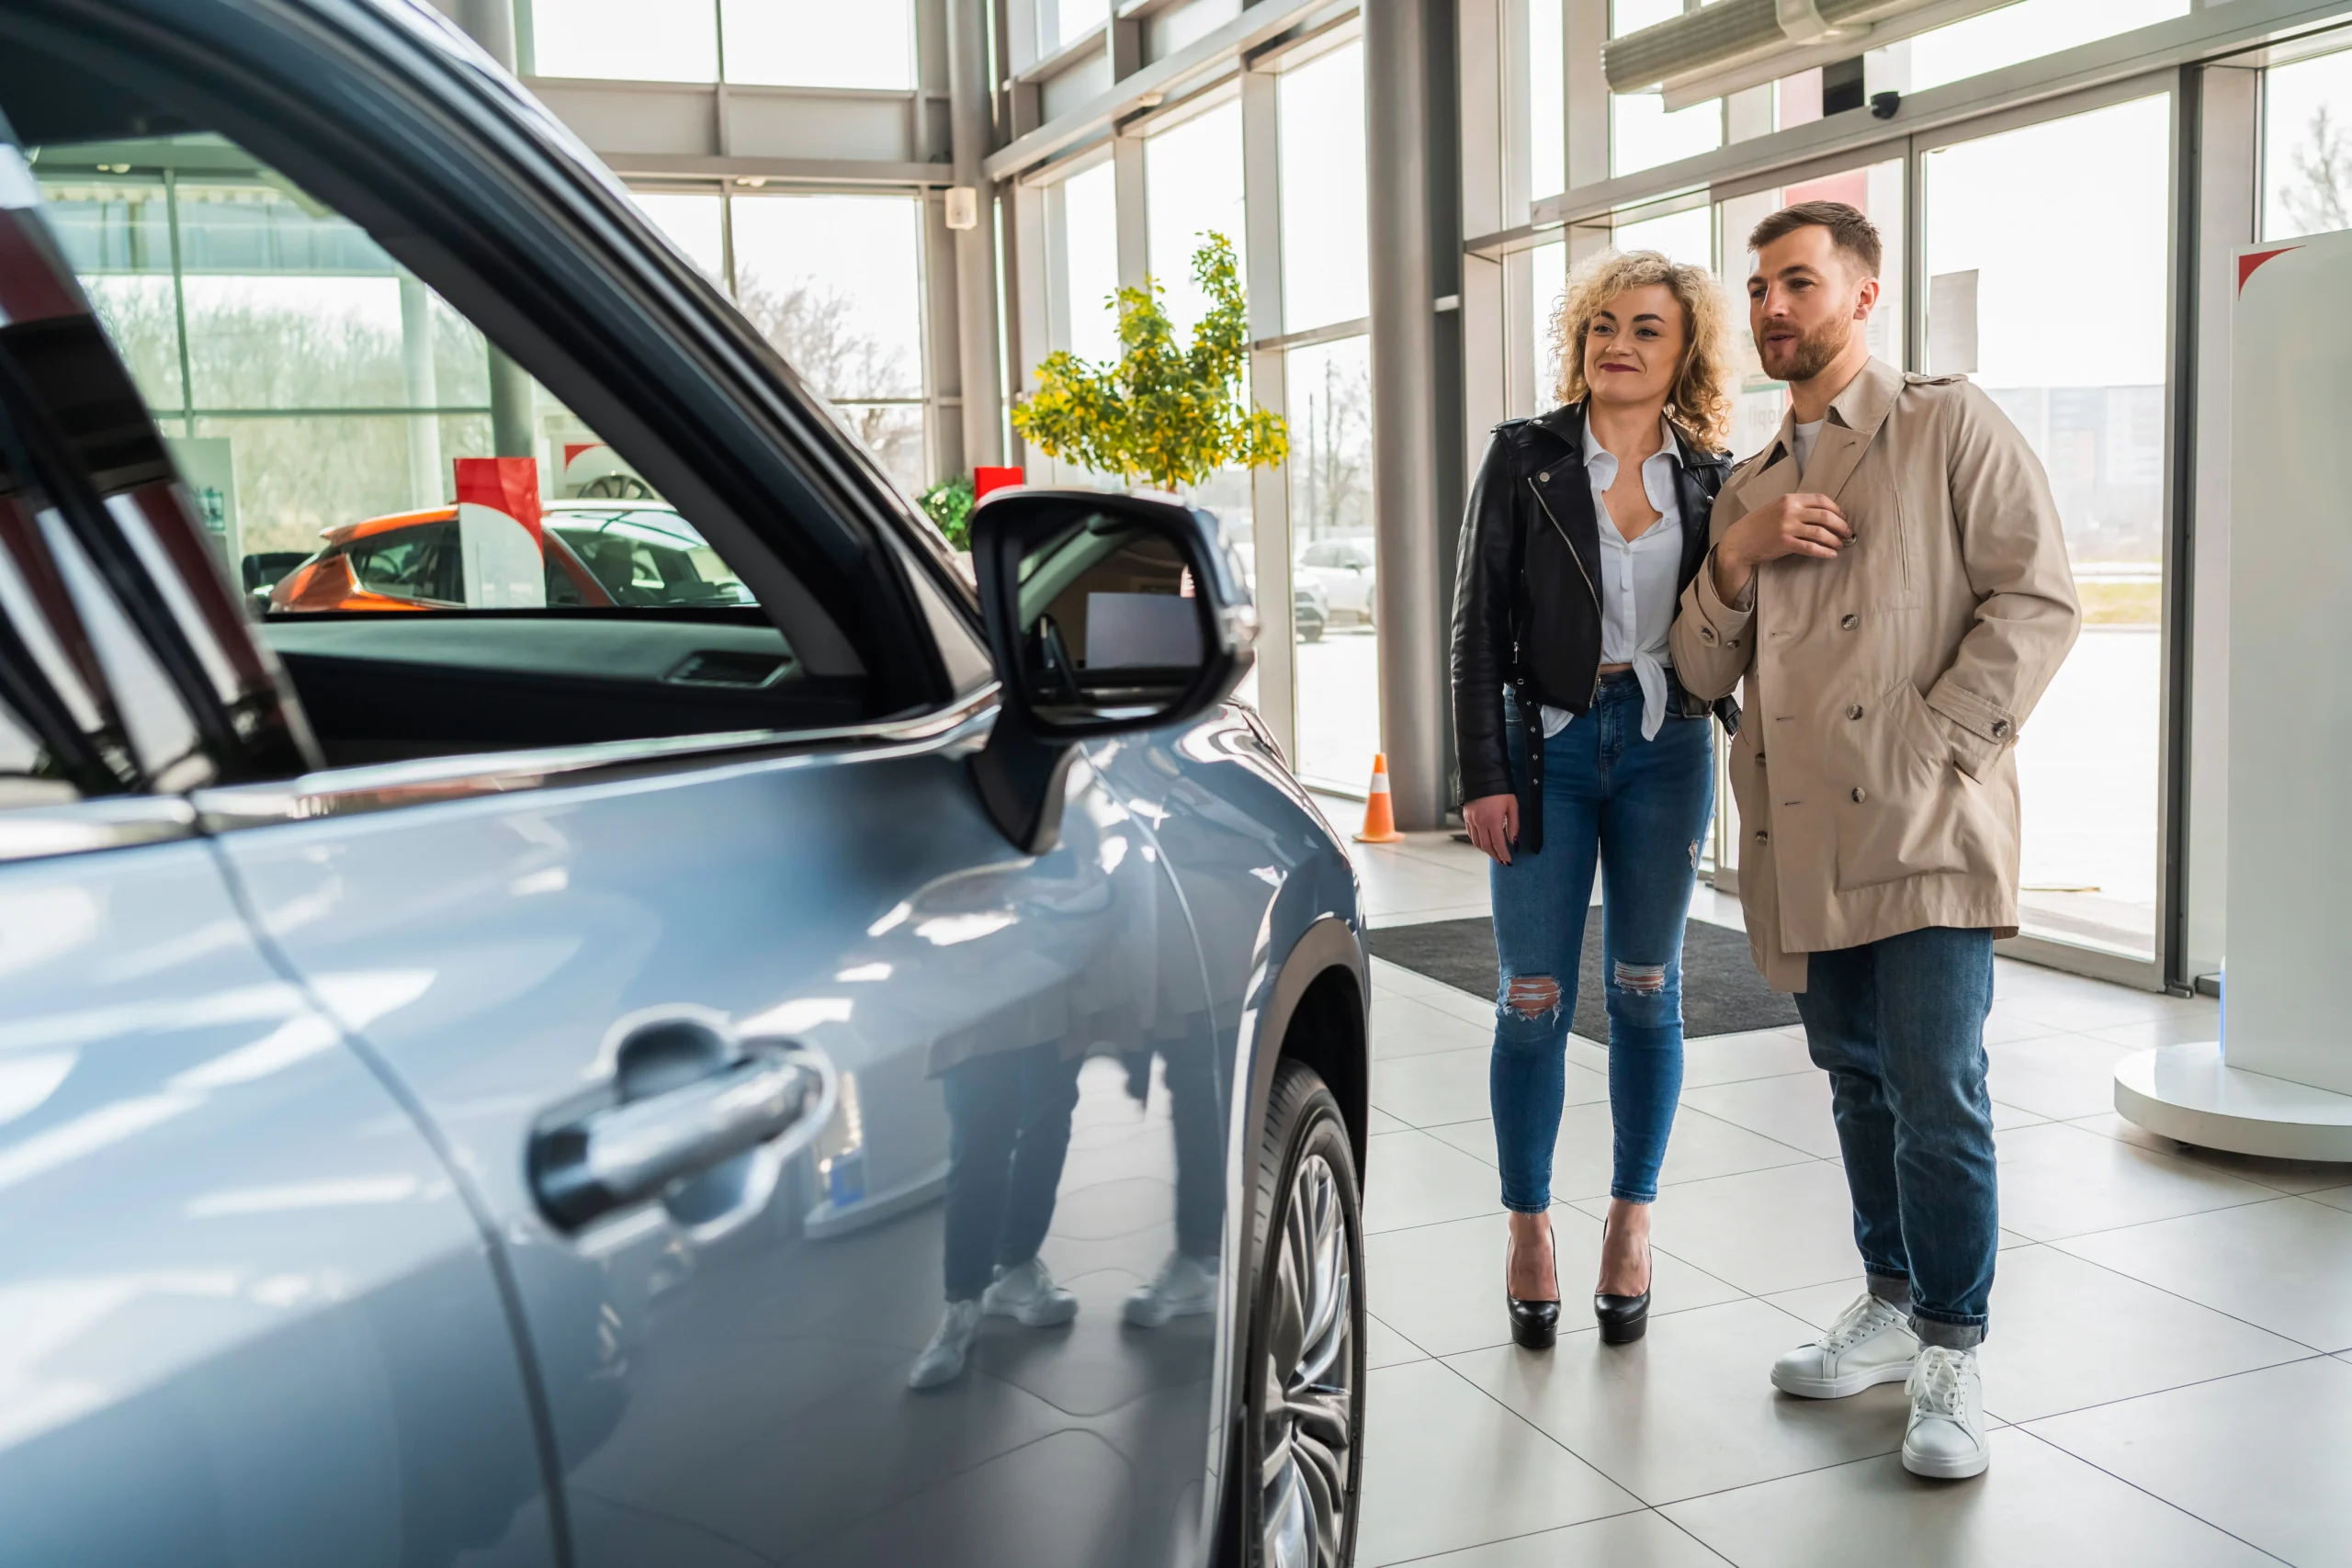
[[1463, 793, 1520, 865]]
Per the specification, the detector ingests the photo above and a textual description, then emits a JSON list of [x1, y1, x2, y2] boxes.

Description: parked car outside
[[0, 5, 1372, 1566], [1295, 579, 1330, 642], [1296, 536, 1377, 626]]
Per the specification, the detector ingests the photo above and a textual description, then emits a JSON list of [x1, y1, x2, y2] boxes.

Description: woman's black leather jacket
[[1449, 399, 1739, 854]]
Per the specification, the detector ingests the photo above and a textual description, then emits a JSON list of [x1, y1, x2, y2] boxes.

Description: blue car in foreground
[[0, 3, 1370, 1563]]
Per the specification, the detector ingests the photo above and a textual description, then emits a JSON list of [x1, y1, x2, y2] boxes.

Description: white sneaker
[[1902, 1345, 1990, 1479], [1770, 1292, 1919, 1399], [907, 1300, 981, 1390], [981, 1256, 1079, 1327], [1123, 1251, 1219, 1328]]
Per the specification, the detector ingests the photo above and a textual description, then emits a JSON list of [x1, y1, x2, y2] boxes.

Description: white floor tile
[[1679, 1073, 1841, 1159], [1354, 1359, 1639, 1567], [1969, 1246, 2310, 1424], [1979, 1006, 2064, 1046], [1579, 1161, 1865, 1296], [1661, 1428, 2277, 1568], [2082, 1013, 2222, 1052], [1366, 1105, 1410, 1135], [1996, 988, 2196, 1033], [1366, 1313, 1430, 1371], [2053, 1194, 2352, 1351], [2308, 1184, 2352, 1214], [1429, 1101, 1816, 1203], [2027, 1357, 2352, 1568], [1984, 1033, 2136, 1122], [1403, 1508, 1727, 1567], [1677, 1027, 1815, 1089], [1365, 1129, 1509, 1234], [1373, 994, 1495, 1062], [1373, 1044, 1607, 1130], [2071, 1111, 2352, 1195], [1448, 1298, 1912, 1505], [1366, 1207, 1745, 1360], [1993, 1122, 2276, 1243]]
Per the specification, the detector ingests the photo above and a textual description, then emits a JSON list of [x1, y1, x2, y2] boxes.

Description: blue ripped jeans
[[1489, 675, 1714, 1209]]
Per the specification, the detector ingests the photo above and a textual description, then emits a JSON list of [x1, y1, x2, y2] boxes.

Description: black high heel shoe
[[1506, 1223, 1560, 1350], [1593, 1216, 1652, 1345]]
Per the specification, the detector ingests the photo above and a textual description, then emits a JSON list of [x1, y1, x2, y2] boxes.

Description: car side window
[[17, 129, 875, 768]]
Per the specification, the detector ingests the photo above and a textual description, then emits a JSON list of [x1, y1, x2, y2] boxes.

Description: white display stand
[[2113, 230, 2352, 1161]]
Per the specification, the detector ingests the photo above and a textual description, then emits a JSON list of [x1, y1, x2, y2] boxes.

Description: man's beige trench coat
[[1670, 357, 2081, 992]]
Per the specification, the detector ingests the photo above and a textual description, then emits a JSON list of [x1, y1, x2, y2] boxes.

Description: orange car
[[268, 502, 753, 612]]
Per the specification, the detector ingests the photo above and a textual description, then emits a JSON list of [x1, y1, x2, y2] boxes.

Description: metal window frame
[[1471, 0, 2352, 258]]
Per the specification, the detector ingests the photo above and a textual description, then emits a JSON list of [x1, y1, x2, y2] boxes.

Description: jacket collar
[[1533, 398, 1725, 473], [1753, 355, 1902, 502]]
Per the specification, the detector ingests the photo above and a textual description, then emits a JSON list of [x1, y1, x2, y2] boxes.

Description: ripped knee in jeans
[[1503, 974, 1562, 1022], [1612, 960, 1668, 996]]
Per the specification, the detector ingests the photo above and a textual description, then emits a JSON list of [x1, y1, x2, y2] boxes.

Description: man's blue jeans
[[1794, 927, 1997, 1349], [1488, 676, 1714, 1210]]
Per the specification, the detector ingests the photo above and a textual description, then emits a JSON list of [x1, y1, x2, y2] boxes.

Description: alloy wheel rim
[[1259, 1150, 1354, 1568]]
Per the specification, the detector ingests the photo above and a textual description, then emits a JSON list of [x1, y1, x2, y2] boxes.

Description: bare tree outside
[[737, 267, 926, 495], [1289, 343, 1372, 545], [2282, 103, 2352, 237]]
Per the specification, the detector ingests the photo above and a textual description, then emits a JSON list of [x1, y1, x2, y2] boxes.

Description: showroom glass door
[[1919, 85, 2177, 974]]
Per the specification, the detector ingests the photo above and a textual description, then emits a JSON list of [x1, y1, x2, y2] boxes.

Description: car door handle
[[530, 1039, 834, 1232]]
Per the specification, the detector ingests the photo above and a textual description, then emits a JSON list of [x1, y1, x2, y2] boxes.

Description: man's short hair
[[1748, 200, 1883, 278]]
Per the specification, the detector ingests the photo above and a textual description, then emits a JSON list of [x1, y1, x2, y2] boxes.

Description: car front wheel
[[1240, 1060, 1365, 1567]]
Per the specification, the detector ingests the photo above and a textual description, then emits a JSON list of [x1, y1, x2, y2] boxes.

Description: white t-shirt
[[1792, 418, 1826, 476]]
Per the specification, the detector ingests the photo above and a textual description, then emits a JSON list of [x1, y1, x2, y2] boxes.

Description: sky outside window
[[1278, 43, 1370, 332], [1146, 102, 1248, 339]]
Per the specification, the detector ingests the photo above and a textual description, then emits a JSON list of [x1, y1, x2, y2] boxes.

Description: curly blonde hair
[[1549, 249, 1734, 454]]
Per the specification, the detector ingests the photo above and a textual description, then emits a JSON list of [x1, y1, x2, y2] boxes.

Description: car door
[[0, 11, 1236, 1562], [0, 165, 555, 1564]]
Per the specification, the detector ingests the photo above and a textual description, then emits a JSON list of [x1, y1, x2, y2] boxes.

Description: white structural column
[[1363, 0, 1449, 829], [2114, 225, 2352, 1161], [947, 0, 1005, 468], [1239, 62, 1296, 757]]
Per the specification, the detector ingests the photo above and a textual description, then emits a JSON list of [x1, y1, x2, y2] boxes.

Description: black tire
[[1237, 1060, 1365, 1567]]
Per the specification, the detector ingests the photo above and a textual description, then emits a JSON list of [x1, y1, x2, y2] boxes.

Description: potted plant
[[1012, 232, 1287, 497]]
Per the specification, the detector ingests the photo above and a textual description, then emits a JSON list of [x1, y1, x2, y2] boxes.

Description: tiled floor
[[1319, 803, 2352, 1568]]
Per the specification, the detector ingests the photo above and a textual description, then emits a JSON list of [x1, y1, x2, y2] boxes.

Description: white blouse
[[1538, 416, 1685, 741]]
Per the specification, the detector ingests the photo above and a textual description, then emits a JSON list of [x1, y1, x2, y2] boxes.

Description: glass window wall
[[1905, 0, 2188, 95], [1145, 101, 1253, 546], [1923, 92, 2172, 959], [730, 194, 929, 494], [1037, 0, 1113, 55], [1286, 333, 1376, 789], [2263, 42, 2352, 241], [1278, 43, 1370, 331], [528, 0, 914, 89]]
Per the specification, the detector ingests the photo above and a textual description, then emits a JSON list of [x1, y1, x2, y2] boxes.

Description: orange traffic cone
[[1354, 753, 1406, 843]]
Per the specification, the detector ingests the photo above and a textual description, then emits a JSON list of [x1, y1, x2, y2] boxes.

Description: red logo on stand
[[454, 457, 546, 608], [2238, 246, 2301, 294]]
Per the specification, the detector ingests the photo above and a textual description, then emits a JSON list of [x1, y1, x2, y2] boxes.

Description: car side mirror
[[967, 489, 1257, 852]]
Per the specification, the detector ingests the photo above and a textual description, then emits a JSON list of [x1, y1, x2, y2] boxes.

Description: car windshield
[[548, 509, 754, 607]]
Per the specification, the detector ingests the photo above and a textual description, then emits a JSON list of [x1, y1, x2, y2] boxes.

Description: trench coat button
[[1847, 705, 1865, 720], [1753, 829, 1769, 844], [1755, 751, 1766, 764], [1700, 626, 1717, 643], [1840, 614, 1859, 630], [1851, 786, 1868, 803], [1992, 718, 2011, 737]]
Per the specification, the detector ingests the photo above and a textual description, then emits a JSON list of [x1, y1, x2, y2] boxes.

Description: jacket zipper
[[1530, 479, 1604, 704]]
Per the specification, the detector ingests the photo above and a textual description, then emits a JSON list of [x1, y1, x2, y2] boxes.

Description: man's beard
[[1758, 317, 1850, 383]]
